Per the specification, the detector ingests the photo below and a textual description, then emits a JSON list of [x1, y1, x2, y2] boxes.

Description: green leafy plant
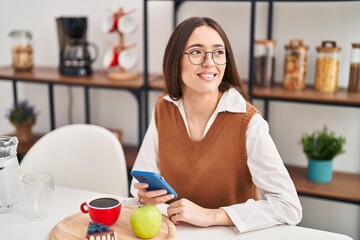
[[6, 100, 38, 125], [300, 126, 345, 160]]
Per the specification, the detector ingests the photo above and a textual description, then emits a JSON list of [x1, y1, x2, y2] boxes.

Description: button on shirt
[[131, 88, 302, 233]]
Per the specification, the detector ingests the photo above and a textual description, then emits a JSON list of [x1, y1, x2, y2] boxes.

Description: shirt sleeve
[[221, 113, 303, 233], [130, 109, 160, 197]]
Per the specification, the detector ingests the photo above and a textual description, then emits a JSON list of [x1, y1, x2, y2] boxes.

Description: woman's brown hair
[[163, 17, 248, 101]]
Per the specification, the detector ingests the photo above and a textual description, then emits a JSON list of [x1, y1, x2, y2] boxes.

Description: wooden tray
[[50, 205, 176, 240]]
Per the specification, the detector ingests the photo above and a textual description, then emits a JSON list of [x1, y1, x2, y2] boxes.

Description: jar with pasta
[[348, 43, 360, 93], [314, 41, 341, 93], [253, 39, 276, 87], [283, 39, 309, 91], [9, 30, 33, 72]]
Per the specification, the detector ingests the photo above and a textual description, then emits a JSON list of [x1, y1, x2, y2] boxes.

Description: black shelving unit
[[252, 0, 360, 120], [143, 0, 360, 123]]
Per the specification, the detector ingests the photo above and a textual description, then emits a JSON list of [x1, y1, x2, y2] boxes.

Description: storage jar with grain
[[283, 39, 309, 91], [253, 39, 276, 87], [314, 41, 341, 93], [9, 30, 33, 72], [348, 43, 360, 93]]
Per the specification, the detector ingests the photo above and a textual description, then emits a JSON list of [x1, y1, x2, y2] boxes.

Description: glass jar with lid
[[314, 41, 341, 93], [253, 39, 276, 87], [348, 43, 360, 92], [9, 30, 33, 72], [283, 39, 309, 91]]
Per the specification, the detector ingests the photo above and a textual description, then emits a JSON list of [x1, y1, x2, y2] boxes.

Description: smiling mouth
[[198, 73, 217, 79]]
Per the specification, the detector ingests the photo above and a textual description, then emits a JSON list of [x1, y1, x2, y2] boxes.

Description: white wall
[[0, 1, 359, 239], [0, 0, 143, 144]]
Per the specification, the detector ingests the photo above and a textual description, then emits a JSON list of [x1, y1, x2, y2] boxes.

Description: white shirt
[[131, 88, 302, 233]]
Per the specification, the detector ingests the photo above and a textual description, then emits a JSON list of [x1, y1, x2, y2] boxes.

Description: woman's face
[[180, 25, 226, 98]]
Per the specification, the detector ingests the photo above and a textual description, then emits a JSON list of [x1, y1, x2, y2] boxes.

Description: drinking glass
[[21, 172, 54, 220]]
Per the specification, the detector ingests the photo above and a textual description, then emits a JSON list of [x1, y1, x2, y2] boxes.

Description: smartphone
[[131, 170, 178, 199]]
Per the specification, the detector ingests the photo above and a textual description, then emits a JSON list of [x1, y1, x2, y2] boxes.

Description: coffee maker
[[56, 17, 98, 76]]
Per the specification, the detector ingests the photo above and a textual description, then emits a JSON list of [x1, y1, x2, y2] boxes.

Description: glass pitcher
[[0, 136, 21, 213]]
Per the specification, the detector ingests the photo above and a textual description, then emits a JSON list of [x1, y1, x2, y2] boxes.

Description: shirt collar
[[163, 88, 246, 114]]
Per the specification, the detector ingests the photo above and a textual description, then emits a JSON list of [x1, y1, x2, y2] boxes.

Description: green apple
[[130, 205, 162, 239]]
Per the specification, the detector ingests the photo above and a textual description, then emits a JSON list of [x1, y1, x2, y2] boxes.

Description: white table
[[0, 186, 353, 240]]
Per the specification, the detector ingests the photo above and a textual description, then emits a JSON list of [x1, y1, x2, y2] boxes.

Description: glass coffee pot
[[56, 17, 98, 76], [0, 136, 21, 213]]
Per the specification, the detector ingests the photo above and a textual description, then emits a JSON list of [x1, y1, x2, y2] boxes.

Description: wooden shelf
[[0, 66, 154, 141], [146, 75, 360, 107], [0, 66, 144, 89], [286, 165, 360, 204], [2, 69, 358, 106], [149, 75, 166, 90], [253, 85, 360, 107]]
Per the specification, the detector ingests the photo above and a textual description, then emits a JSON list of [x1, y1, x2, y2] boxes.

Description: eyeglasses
[[183, 48, 229, 65]]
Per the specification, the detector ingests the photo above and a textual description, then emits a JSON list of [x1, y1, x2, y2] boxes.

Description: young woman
[[131, 17, 302, 233]]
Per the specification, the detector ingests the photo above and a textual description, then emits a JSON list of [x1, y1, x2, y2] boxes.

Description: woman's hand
[[134, 182, 175, 205], [167, 198, 233, 227]]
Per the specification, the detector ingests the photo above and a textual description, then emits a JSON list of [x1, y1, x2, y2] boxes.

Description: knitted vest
[[155, 97, 259, 209]]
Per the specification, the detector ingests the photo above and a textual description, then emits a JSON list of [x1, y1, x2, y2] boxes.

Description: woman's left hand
[[167, 198, 233, 227]]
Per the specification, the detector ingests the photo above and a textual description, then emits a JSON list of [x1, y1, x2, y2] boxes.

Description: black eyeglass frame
[[182, 49, 231, 65]]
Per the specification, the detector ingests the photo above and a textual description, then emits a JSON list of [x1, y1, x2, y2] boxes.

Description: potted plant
[[6, 100, 38, 143], [300, 126, 346, 183]]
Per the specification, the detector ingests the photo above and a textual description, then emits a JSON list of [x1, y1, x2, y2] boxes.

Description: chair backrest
[[20, 124, 129, 197]]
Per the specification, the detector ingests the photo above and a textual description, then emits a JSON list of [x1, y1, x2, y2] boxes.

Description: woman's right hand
[[134, 182, 175, 205]]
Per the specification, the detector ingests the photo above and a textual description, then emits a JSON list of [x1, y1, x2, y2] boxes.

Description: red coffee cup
[[80, 196, 121, 226]]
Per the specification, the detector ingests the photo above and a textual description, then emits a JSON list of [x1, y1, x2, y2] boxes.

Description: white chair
[[20, 124, 129, 197]]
